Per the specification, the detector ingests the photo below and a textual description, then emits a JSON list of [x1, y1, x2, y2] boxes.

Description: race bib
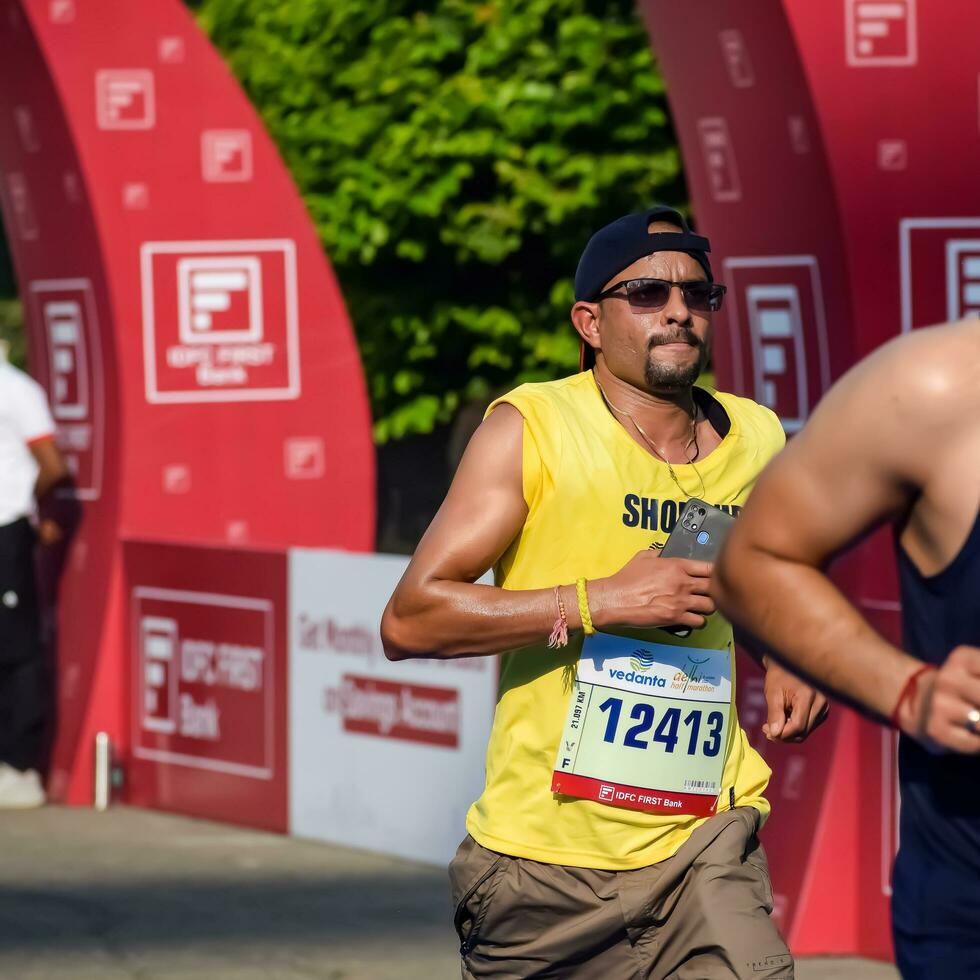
[[552, 633, 732, 816]]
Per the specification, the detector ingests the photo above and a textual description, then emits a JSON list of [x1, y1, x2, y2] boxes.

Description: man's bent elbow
[[380, 603, 412, 661], [380, 599, 441, 661]]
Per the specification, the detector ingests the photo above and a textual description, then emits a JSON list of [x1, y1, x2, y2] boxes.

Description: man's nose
[[662, 285, 693, 325]]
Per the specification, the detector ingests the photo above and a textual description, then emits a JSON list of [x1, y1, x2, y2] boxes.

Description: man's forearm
[[35, 471, 62, 500], [382, 580, 585, 661], [32, 439, 70, 499], [716, 548, 920, 721]]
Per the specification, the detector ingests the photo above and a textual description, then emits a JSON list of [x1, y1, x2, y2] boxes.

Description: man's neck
[[592, 361, 698, 447]]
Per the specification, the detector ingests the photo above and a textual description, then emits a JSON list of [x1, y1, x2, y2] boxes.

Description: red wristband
[[888, 664, 936, 730]]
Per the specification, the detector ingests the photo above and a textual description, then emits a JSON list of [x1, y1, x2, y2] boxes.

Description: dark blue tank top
[[896, 511, 980, 874]]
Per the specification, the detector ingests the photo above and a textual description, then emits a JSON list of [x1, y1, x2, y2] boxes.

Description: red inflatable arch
[[0, 0, 374, 819], [641, 0, 980, 960]]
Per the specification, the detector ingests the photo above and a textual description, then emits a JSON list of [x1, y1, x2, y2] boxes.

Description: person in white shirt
[[0, 351, 68, 808]]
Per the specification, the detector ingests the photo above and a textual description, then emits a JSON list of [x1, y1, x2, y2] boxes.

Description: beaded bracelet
[[547, 585, 569, 649]]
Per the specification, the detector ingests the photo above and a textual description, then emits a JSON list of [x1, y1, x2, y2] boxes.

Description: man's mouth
[[651, 337, 699, 353]]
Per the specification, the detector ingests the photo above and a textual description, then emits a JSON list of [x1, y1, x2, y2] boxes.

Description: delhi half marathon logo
[[674, 655, 719, 694]]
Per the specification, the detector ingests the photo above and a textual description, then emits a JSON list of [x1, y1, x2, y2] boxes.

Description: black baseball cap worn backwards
[[574, 206, 714, 369]]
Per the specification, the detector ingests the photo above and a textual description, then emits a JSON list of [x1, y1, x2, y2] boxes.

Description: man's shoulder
[[843, 319, 980, 424], [887, 319, 979, 394], [708, 388, 785, 446], [488, 372, 593, 418]]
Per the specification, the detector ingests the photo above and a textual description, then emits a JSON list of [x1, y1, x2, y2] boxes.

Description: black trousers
[[0, 518, 45, 771]]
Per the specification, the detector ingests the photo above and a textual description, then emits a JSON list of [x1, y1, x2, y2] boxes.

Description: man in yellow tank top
[[382, 207, 828, 979]]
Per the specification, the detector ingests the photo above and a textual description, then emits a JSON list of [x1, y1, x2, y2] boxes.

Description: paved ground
[[0, 807, 898, 979]]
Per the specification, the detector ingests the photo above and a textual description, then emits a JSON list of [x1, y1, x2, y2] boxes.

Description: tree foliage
[[195, 0, 684, 441]]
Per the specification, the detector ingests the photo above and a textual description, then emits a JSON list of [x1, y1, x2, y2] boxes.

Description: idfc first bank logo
[[133, 587, 275, 779], [140, 239, 301, 403]]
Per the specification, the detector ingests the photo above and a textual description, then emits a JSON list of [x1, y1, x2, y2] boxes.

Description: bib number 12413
[[597, 698, 725, 758], [552, 635, 733, 816]]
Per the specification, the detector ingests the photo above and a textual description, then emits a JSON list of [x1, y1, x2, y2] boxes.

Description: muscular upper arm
[[724, 335, 948, 569], [391, 403, 528, 604]]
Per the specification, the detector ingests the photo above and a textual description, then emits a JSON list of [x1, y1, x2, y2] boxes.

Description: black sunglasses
[[596, 277, 727, 314]]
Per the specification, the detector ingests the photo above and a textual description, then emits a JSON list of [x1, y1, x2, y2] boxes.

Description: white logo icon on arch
[[141, 239, 300, 403], [96, 69, 156, 130], [697, 118, 741, 203], [900, 218, 980, 331], [724, 256, 831, 434], [845, 0, 917, 67], [140, 615, 179, 734], [177, 256, 263, 345], [745, 284, 808, 430], [945, 241, 980, 321]]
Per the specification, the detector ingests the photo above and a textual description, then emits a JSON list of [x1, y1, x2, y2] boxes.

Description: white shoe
[[0, 763, 46, 808]]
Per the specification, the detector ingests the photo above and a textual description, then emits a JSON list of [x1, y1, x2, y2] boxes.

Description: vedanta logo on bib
[[608, 669, 667, 688]]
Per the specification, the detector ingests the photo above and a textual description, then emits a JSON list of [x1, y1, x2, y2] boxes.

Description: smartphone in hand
[[656, 498, 734, 562], [653, 499, 735, 636]]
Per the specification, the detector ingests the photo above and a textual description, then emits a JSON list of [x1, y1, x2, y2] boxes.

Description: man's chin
[[645, 354, 703, 391]]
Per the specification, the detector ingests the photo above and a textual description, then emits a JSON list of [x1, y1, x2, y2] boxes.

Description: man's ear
[[571, 301, 600, 357]]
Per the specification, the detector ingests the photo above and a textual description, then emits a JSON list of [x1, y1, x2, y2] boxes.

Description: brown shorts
[[449, 807, 793, 980]]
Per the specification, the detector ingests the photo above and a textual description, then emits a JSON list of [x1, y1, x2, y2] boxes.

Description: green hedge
[[195, 0, 684, 441]]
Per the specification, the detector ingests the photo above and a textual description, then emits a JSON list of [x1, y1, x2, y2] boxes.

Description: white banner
[[288, 549, 496, 865]]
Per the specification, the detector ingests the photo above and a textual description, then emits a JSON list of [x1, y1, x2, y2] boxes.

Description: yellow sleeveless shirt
[[465, 370, 785, 870]]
